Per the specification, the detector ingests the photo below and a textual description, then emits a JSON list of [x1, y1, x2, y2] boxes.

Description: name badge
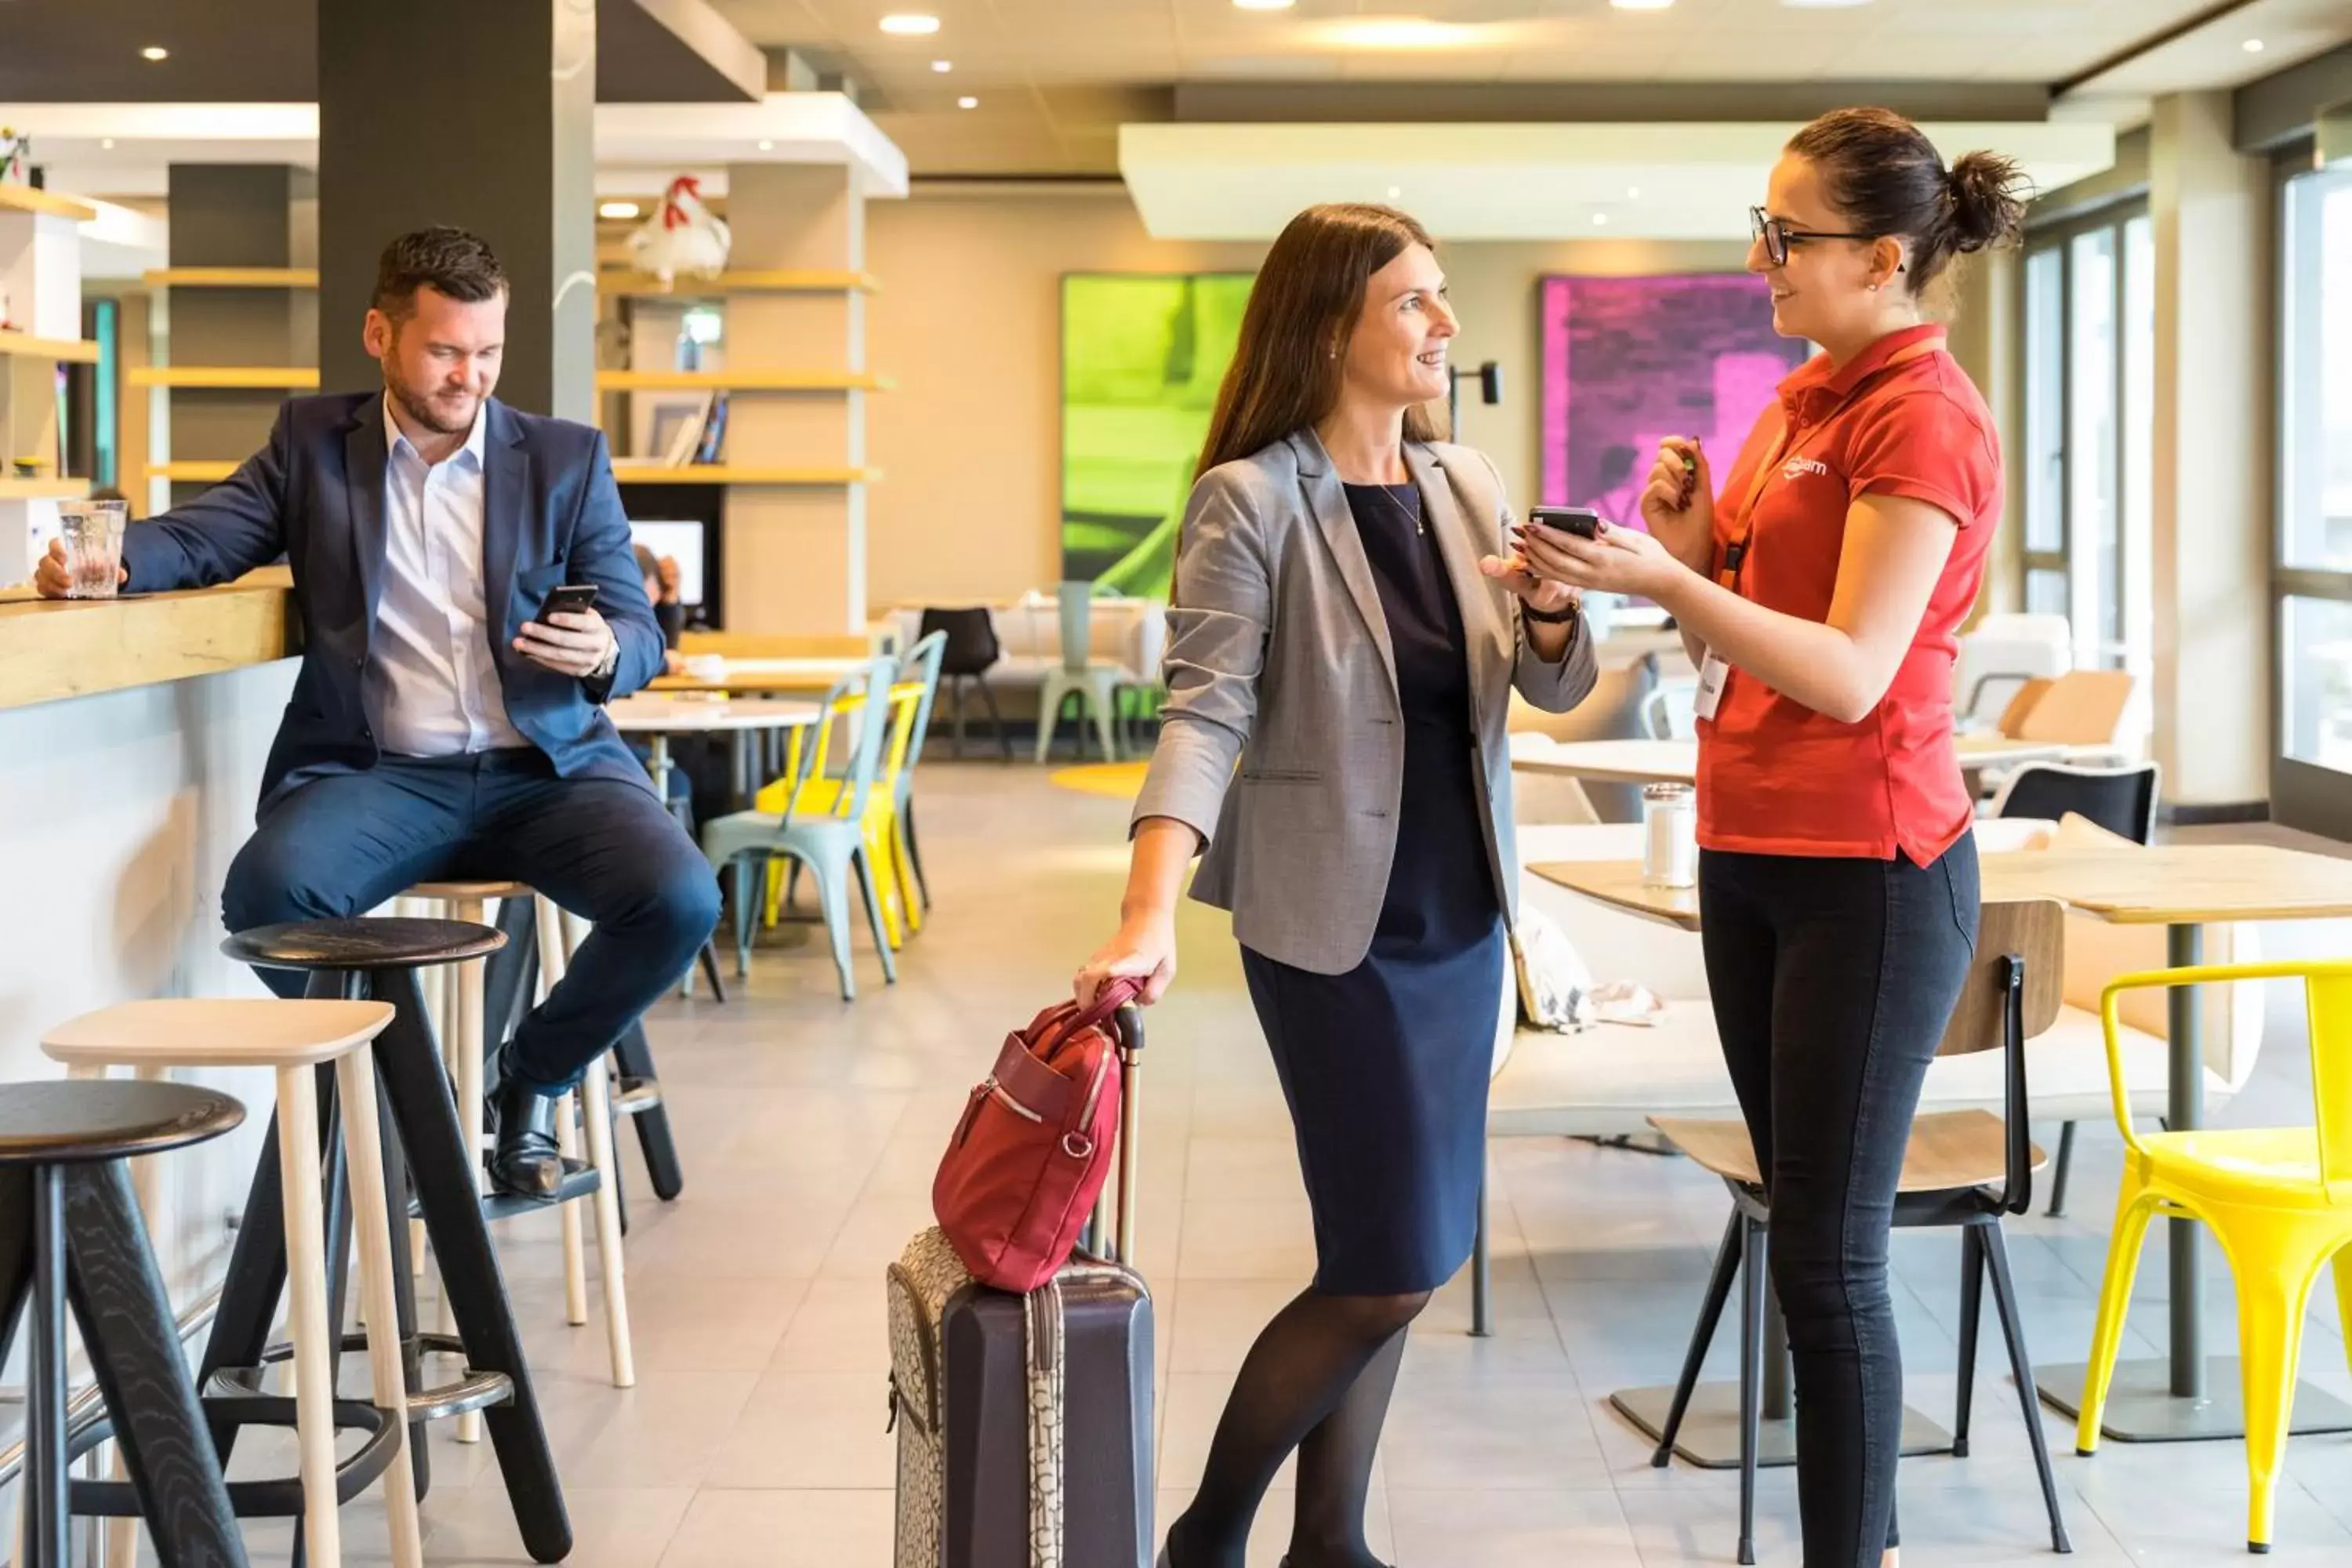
[[1693, 652, 1731, 721]]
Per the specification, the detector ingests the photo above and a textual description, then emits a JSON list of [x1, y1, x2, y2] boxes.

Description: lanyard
[[1715, 332, 1947, 592]]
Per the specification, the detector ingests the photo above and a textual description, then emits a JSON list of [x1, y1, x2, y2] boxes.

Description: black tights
[[1166, 1286, 1431, 1568]]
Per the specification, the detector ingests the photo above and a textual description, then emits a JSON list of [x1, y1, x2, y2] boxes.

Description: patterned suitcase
[[888, 1000, 1152, 1568]]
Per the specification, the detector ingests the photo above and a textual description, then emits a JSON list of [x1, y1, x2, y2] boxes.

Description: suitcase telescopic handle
[[1090, 1000, 1145, 1265]]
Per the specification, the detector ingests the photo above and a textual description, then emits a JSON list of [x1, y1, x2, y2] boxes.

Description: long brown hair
[[1193, 203, 1446, 481]]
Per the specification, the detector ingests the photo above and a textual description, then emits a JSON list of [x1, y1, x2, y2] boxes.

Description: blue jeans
[[222, 750, 721, 1092], [1698, 837, 1980, 1568]]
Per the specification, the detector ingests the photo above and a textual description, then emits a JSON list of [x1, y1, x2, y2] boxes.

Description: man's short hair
[[373, 227, 507, 322], [633, 545, 659, 582]]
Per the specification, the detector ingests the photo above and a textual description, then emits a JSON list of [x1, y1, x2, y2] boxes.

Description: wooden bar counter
[[0, 567, 296, 712]]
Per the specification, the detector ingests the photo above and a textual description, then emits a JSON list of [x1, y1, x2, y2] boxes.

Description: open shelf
[[0, 477, 91, 501], [594, 368, 890, 393], [143, 267, 321, 289], [599, 269, 880, 296], [152, 461, 239, 484], [0, 184, 98, 223], [126, 366, 321, 390], [611, 464, 881, 486], [0, 332, 100, 364]]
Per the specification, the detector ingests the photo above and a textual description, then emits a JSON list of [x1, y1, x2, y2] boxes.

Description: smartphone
[[1526, 506, 1602, 541], [536, 583, 601, 622]]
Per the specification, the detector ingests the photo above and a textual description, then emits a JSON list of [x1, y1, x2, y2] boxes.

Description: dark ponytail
[[1786, 107, 2031, 292]]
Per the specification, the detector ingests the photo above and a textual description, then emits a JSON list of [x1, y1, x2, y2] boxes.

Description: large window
[[2275, 157, 2352, 834], [2020, 202, 2156, 681]]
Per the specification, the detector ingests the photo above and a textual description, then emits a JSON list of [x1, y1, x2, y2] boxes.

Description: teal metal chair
[[700, 655, 898, 1000], [891, 629, 950, 914], [1034, 580, 1123, 764]]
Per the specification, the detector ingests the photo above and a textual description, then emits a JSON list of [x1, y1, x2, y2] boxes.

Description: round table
[[606, 695, 823, 806]]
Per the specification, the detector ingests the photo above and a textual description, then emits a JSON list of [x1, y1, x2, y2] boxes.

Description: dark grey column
[[318, 0, 597, 421]]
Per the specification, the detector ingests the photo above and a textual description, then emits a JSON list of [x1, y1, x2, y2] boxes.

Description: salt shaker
[[1642, 782, 1697, 888]]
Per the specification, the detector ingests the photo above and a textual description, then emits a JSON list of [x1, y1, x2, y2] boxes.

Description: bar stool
[[0, 1079, 249, 1568], [209, 915, 574, 1566], [401, 880, 634, 1446], [42, 1000, 423, 1568]]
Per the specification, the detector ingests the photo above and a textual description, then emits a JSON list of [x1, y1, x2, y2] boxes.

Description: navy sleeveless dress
[[1238, 481, 1508, 1297]]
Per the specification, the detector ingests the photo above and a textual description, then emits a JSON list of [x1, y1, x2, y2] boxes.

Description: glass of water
[[58, 499, 128, 600], [1642, 782, 1698, 888]]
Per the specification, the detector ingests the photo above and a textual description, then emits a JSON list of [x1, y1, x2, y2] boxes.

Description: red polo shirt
[[1696, 324, 2002, 863]]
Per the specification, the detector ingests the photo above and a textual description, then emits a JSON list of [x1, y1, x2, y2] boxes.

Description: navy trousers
[[222, 750, 721, 1092]]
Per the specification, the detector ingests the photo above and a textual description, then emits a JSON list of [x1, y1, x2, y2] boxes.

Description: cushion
[[1512, 903, 1594, 1033]]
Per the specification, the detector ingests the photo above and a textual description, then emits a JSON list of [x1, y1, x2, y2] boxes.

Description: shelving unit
[[610, 464, 882, 486], [150, 461, 238, 484], [128, 366, 321, 390], [143, 267, 320, 289], [595, 368, 891, 394], [0, 477, 91, 502], [0, 184, 98, 223], [0, 332, 100, 364]]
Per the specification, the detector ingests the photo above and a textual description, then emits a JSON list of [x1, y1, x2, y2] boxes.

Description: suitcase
[[888, 1000, 1153, 1568]]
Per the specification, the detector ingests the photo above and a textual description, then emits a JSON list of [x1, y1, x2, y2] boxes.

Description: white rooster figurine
[[628, 175, 731, 284]]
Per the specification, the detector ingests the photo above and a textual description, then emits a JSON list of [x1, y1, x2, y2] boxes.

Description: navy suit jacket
[[122, 392, 665, 815]]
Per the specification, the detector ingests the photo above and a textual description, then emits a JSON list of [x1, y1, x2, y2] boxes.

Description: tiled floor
[[183, 766, 2352, 1562]]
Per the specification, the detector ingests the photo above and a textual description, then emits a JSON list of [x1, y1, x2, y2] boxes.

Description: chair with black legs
[[1991, 760, 2160, 1215], [920, 606, 1013, 762], [1646, 898, 2074, 1567]]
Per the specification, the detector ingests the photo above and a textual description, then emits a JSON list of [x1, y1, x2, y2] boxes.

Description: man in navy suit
[[36, 227, 720, 1199]]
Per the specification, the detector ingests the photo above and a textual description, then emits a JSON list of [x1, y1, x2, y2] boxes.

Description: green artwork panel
[[1061, 271, 1254, 600]]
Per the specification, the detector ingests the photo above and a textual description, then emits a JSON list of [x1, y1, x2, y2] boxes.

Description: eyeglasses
[[1749, 206, 1878, 267]]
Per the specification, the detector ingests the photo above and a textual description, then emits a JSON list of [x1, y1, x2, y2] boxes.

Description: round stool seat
[[223, 916, 505, 972], [406, 880, 534, 901], [44, 999, 396, 1070], [0, 1080, 245, 1163]]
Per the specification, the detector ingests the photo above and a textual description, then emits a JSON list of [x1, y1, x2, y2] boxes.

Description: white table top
[[606, 696, 824, 735], [1508, 733, 2090, 785]]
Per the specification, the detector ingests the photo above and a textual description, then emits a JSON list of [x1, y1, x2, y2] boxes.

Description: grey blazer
[[1131, 428, 1599, 975]]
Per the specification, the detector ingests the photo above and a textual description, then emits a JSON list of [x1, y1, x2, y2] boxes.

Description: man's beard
[[386, 372, 477, 437]]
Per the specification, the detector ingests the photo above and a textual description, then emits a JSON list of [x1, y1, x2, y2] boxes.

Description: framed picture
[[1060, 271, 1254, 601], [1537, 274, 1808, 524]]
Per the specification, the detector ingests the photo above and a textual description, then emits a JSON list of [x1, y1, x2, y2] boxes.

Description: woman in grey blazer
[[1075, 203, 1597, 1568]]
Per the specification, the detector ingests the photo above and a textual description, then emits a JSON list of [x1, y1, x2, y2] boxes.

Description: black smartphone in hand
[[1527, 506, 1603, 540], [536, 583, 600, 622]]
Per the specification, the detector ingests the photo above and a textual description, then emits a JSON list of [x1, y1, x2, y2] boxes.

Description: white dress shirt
[[367, 395, 530, 757]]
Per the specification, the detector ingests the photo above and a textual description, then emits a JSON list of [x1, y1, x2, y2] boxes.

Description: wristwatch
[[590, 630, 620, 680]]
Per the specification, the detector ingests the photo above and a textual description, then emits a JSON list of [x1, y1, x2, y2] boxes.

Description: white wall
[[0, 660, 296, 1301]]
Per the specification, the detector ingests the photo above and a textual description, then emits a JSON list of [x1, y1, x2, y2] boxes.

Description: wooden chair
[[1994, 676, 2056, 738], [1646, 898, 2074, 1566], [2011, 669, 2136, 746]]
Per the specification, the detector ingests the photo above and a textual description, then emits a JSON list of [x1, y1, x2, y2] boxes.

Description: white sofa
[[1488, 822, 2266, 1142]]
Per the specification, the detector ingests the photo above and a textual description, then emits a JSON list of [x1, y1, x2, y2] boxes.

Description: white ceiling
[[1120, 118, 2117, 240], [717, 0, 2352, 173]]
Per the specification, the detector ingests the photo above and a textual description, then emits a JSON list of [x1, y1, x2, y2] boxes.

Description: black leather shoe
[[489, 1076, 564, 1200]]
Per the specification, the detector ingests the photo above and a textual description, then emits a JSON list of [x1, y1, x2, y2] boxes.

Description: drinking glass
[[1641, 782, 1697, 888], [58, 499, 127, 600]]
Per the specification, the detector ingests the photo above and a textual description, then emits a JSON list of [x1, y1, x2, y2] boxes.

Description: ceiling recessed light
[[140, 45, 169, 61], [1610, 0, 1674, 10], [879, 13, 940, 34], [1625, 184, 1640, 199], [931, 59, 953, 72], [1593, 212, 1610, 227], [598, 201, 641, 220], [100, 138, 115, 151], [757, 138, 775, 151], [1386, 185, 1402, 199], [957, 95, 978, 109], [1234, 0, 1297, 9], [2242, 37, 2265, 52]]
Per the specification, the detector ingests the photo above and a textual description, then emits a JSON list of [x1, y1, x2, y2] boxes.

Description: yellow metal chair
[[759, 681, 924, 946], [2075, 959, 2352, 1555]]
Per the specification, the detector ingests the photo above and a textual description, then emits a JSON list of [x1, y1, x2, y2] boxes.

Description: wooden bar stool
[[208, 915, 574, 1564], [42, 1001, 423, 1568], [0, 1080, 252, 1568], [401, 881, 635, 1445]]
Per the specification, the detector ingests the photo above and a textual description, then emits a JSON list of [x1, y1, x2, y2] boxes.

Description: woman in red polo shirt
[[1523, 107, 2027, 1568]]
